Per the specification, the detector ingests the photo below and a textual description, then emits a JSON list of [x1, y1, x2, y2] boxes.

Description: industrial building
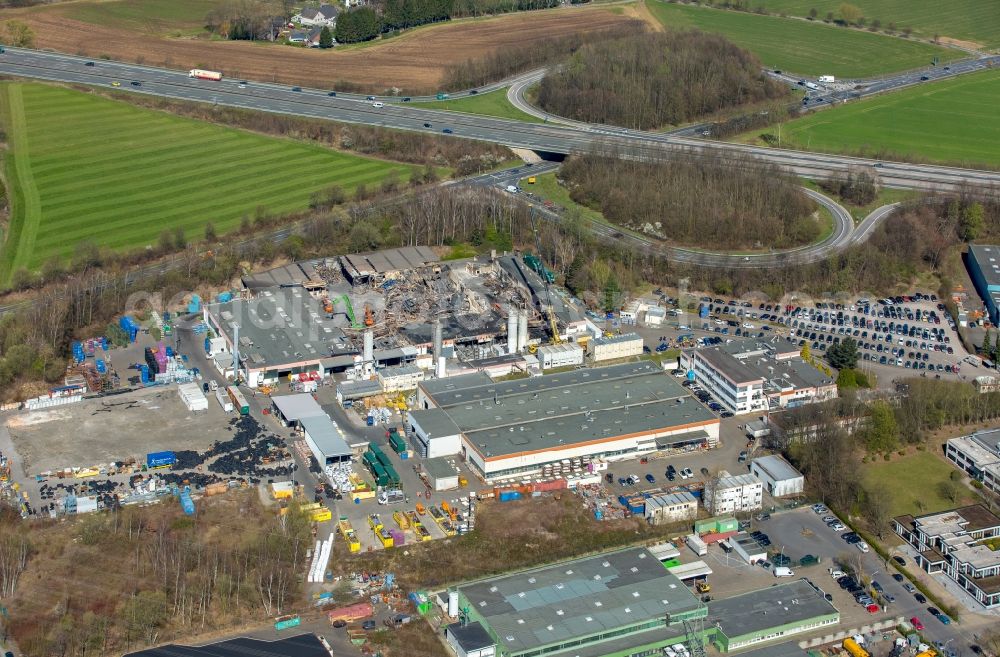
[[446, 622, 497, 657], [946, 427, 1000, 494], [748, 455, 804, 498], [706, 580, 840, 651], [680, 338, 836, 415], [704, 470, 763, 515], [537, 343, 584, 370], [300, 415, 353, 468], [644, 491, 698, 526], [893, 504, 1000, 608], [450, 547, 706, 657], [410, 362, 720, 481], [203, 287, 357, 388], [588, 333, 644, 362], [966, 245, 1000, 326], [727, 532, 767, 565], [377, 365, 424, 393]]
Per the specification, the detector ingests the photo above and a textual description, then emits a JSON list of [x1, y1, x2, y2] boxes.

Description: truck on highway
[[805, 82, 819, 90], [436, 92, 450, 100], [189, 69, 222, 81], [818, 75, 835, 83]]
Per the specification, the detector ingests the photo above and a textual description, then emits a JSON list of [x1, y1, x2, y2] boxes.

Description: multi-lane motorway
[[2, 47, 1000, 192]]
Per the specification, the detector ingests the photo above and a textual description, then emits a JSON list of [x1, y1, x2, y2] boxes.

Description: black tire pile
[[168, 415, 291, 484]]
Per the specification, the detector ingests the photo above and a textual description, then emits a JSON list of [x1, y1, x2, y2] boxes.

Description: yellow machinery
[[695, 580, 710, 593]]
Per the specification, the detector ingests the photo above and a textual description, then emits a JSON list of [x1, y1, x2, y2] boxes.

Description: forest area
[[558, 152, 819, 249], [0, 492, 312, 656], [441, 21, 645, 90], [536, 30, 787, 129]]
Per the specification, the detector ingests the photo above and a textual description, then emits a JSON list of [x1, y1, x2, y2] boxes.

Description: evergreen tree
[[319, 25, 333, 48]]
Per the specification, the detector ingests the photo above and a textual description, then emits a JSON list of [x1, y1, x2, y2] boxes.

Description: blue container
[[180, 493, 195, 516], [204, 337, 211, 354], [101, 336, 108, 351], [96, 359, 106, 374], [629, 504, 645, 514], [140, 364, 149, 384], [595, 509, 603, 520], [399, 451, 408, 460], [188, 294, 201, 314], [165, 346, 174, 358], [217, 291, 233, 303], [146, 451, 176, 469], [499, 491, 522, 502]]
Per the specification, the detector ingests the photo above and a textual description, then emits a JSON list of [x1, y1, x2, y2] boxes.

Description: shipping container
[[274, 615, 301, 631], [146, 451, 176, 469], [226, 386, 250, 415], [328, 602, 373, 623], [215, 387, 234, 412]]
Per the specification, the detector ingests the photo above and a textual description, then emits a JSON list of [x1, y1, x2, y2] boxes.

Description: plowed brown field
[[1, 4, 640, 92]]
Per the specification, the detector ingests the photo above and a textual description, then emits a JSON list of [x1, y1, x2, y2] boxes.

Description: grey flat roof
[[592, 332, 643, 346], [125, 634, 328, 657], [694, 348, 763, 385], [271, 394, 325, 422], [424, 457, 458, 480], [207, 288, 351, 370], [301, 415, 352, 459], [409, 408, 463, 438], [968, 427, 1000, 455], [424, 361, 671, 409], [447, 622, 495, 652], [337, 379, 382, 399], [459, 548, 698, 655], [466, 403, 716, 460], [241, 262, 315, 290], [341, 246, 439, 277], [708, 580, 838, 639], [751, 455, 802, 482], [970, 245, 1000, 287], [545, 624, 686, 657]]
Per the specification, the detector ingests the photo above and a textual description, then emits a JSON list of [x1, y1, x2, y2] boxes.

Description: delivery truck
[[189, 69, 222, 81]]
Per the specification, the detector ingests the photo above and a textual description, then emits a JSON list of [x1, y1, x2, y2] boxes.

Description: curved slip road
[[1, 48, 1000, 192]]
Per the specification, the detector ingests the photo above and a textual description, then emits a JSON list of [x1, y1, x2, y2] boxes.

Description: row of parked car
[[680, 379, 735, 418]]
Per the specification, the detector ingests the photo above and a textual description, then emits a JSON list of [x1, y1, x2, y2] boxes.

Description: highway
[[2, 48, 1000, 191]]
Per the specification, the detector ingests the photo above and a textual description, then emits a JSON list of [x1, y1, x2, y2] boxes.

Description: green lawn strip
[[750, 69, 1000, 168], [418, 90, 544, 123], [741, 0, 1000, 49], [645, 0, 962, 78], [0, 83, 419, 274], [861, 450, 977, 518], [800, 180, 918, 223]]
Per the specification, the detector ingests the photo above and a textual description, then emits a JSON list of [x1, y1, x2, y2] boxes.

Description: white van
[[773, 566, 795, 578], [372, 101, 384, 108]]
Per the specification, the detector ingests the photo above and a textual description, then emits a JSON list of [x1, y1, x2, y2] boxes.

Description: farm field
[[744, 69, 1000, 168], [425, 90, 543, 123], [61, 0, 220, 37], [861, 450, 976, 519], [0, 83, 416, 278], [744, 0, 1000, 49], [644, 0, 962, 78], [0, 2, 638, 92]]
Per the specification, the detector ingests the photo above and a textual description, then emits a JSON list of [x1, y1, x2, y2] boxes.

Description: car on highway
[[111, 81, 121, 87], [85, 61, 95, 67], [442, 128, 453, 134], [366, 95, 375, 101], [470, 89, 479, 95], [372, 102, 384, 108], [910, 617, 924, 631], [423, 122, 431, 127], [402, 97, 411, 102], [291, 86, 302, 92], [238, 81, 247, 88], [328, 91, 337, 96], [130, 80, 141, 87]]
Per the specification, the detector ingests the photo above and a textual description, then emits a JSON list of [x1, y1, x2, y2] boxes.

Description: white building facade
[[749, 455, 804, 497], [537, 343, 584, 370], [704, 470, 763, 515], [589, 333, 644, 362]]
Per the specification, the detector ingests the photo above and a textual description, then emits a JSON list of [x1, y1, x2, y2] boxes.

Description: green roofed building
[[451, 547, 706, 657]]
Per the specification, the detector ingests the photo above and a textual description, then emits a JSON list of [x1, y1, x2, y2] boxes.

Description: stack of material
[[308, 535, 334, 583], [178, 382, 208, 411]]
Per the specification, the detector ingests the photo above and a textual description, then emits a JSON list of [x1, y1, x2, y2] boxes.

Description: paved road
[[2, 48, 1000, 191]]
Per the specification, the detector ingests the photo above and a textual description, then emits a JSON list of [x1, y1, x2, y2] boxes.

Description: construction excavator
[[364, 304, 375, 327]]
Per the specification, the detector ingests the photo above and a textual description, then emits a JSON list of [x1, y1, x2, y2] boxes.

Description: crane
[[528, 208, 561, 344]]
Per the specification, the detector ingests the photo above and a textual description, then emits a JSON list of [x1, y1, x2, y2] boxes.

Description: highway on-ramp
[[2, 48, 1000, 191]]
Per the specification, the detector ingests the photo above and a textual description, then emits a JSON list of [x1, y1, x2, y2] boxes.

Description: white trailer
[[685, 534, 708, 556], [215, 386, 234, 413], [818, 75, 835, 83]]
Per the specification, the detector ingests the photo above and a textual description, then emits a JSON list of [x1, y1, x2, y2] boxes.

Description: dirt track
[[4, 5, 640, 92]]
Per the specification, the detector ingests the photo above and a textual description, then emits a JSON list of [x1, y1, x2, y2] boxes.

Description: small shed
[[423, 457, 459, 491], [745, 419, 771, 440]]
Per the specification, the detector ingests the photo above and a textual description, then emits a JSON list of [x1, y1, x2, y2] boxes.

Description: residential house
[[294, 4, 339, 27]]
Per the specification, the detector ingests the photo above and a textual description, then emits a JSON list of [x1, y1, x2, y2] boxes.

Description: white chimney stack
[[507, 306, 518, 354], [518, 311, 529, 351]]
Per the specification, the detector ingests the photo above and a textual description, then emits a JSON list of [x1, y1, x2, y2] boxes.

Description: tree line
[[335, 0, 562, 43], [558, 151, 819, 250], [441, 21, 646, 90], [536, 30, 787, 129]]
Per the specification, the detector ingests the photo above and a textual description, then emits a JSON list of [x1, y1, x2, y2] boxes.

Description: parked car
[[645, 474, 655, 483], [910, 617, 924, 631]]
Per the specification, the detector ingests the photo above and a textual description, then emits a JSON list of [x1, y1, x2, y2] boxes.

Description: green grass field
[[645, 1, 962, 78], [0, 83, 416, 278], [422, 90, 543, 123], [862, 451, 976, 519], [753, 69, 1000, 168], [61, 0, 220, 36], [744, 0, 1000, 48]]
